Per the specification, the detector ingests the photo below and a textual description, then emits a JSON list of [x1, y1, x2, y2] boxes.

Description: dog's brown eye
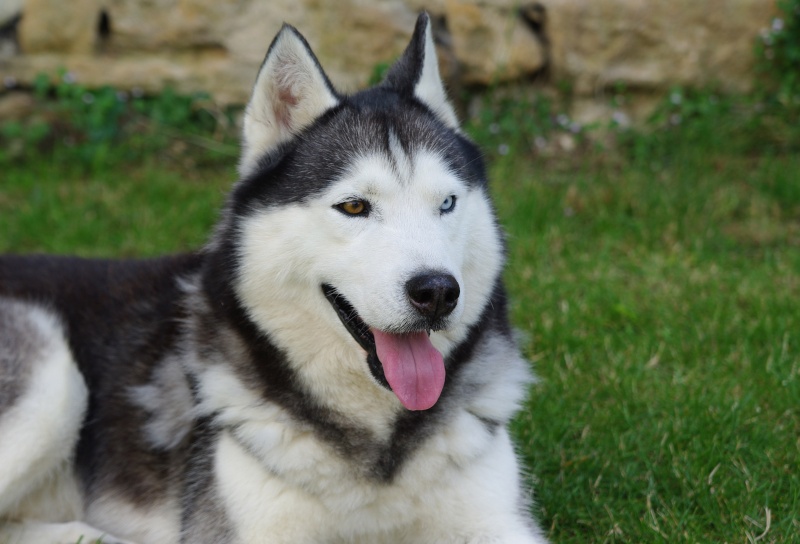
[[336, 199, 369, 216]]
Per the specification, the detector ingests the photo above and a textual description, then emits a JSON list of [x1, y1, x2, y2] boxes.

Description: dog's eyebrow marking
[[387, 128, 413, 185]]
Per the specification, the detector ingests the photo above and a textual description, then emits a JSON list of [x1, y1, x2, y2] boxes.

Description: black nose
[[405, 273, 460, 321]]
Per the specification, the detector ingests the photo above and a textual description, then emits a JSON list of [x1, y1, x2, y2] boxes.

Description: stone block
[[18, 0, 101, 54]]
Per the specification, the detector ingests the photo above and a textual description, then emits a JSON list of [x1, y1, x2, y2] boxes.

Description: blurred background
[[1, 1, 799, 543], [0, 0, 788, 123]]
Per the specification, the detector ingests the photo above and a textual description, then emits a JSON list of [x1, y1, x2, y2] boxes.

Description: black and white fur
[[0, 14, 548, 544]]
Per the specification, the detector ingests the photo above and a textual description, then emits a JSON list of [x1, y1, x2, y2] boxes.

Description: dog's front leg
[[412, 428, 550, 544], [181, 431, 327, 544]]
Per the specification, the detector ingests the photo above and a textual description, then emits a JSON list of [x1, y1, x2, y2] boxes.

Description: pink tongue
[[371, 329, 445, 411]]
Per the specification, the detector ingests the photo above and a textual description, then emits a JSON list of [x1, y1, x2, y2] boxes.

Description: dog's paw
[[61, 521, 139, 544], [83, 534, 139, 544], [0, 520, 139, 544]]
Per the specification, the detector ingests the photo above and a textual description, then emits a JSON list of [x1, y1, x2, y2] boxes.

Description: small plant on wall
[[757, 0, 800, 107]]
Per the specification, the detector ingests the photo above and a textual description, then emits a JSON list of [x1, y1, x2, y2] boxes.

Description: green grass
[[1, 94, 799, 543], [496, 150, 800, 542], [477, 98, 800, 541], [0, 149, 235, 257]]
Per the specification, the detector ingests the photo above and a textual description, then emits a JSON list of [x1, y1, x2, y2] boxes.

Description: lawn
[[1, 88, 799, 543], [497, 144, 800, 542]]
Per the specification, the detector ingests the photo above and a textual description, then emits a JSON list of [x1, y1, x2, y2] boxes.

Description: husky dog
[[0, 13, 547, 544]]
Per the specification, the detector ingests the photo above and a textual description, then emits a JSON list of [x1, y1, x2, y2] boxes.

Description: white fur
[[0, 307, 85, 516], [213, 397, 544, 543], [0, 520, 134, 544], [128, 355, 195, 449], [462, 334, 536, 424], [0, 305, 128, 543], [85, 496, 180, 544]]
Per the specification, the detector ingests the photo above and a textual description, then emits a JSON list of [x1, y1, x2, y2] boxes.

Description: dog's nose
[[406, 273, 460, 321]]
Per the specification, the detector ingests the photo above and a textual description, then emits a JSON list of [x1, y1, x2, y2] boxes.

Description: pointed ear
[[239, 25, 340, 177], [383, 12, 459, 130]]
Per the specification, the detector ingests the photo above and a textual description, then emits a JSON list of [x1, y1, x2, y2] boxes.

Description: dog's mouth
[[321, 284, 445, 411]]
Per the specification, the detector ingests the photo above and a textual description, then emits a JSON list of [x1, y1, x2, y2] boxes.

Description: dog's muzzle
[[321, 275, 460, 411]]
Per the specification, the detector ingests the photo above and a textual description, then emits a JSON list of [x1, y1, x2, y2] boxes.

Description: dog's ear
[[383, 12, 459, 130], [239, 25, 340, 177]]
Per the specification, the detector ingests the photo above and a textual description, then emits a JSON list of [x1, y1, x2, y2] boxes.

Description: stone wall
[[0, 0, 780, 123]]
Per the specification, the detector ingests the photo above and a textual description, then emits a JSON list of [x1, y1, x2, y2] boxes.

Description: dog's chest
[[212, 407, 496, 542]]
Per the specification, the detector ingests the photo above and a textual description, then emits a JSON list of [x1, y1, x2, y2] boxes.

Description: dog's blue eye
[[440, 195, 456, 214]]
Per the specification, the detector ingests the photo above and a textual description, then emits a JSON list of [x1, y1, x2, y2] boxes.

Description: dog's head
[[219, 14, 505, 411]]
